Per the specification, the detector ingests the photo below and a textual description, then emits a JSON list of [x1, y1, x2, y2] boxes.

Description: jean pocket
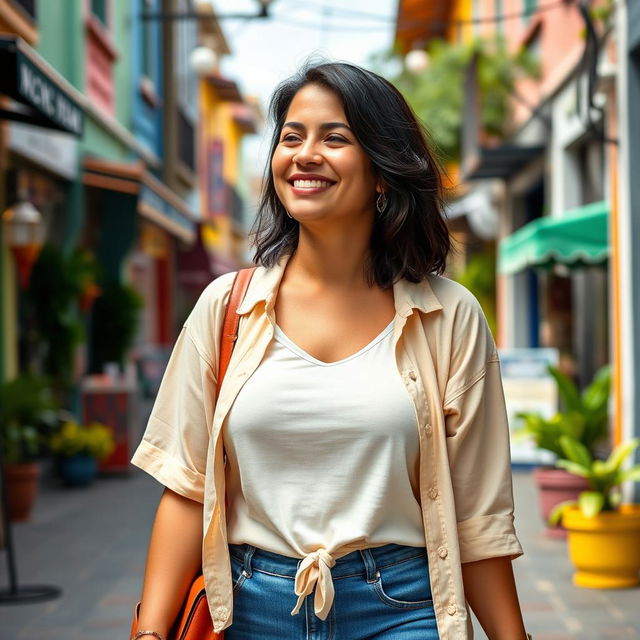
[[370, 554, 433, 610], [230, 554, 250, 595]]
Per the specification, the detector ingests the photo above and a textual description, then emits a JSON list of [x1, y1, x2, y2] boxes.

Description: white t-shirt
[[222, 315, 425, 618]]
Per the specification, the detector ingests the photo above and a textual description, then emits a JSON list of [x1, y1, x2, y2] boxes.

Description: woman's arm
[[462, 556, 528, 640], [134, 488, 204, 638]]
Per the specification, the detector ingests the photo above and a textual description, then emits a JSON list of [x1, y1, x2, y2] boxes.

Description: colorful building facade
[[394, 1, 633, 447], [0, 0, 259, 394]]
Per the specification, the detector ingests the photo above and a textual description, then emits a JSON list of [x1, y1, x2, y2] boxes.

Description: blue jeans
[[225, 543, 440, 639]]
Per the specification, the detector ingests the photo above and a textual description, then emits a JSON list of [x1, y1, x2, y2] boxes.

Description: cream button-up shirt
[[131, 253, 523, 639]]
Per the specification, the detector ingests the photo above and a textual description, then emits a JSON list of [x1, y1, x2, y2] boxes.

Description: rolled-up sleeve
[[443, 301, 523, 564], [131, 325, 217, 504]]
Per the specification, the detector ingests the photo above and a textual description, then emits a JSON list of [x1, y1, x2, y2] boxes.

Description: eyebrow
[[282, 121, 353, 133]]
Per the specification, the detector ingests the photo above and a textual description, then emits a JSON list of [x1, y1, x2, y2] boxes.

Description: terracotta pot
[[4, 461, 41, 522], [533, 467, 590, 538], [563, 504, 640, 588]]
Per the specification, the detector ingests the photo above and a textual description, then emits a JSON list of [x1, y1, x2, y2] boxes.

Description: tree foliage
[[388, 37, 539, 162]]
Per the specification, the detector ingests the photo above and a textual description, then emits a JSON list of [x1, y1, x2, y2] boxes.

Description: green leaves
[[548, 367, 582, 412], [25, 245, 101, 389], [0, 375, 59, 463], [388, 36, 539, 162], [554, 437, 640, 518], [515, 364, 611, 460], [559, 436, 593, 468], [549, 500, 577, 526], [604, 439, 640, 474], [579, 492, 606, 518], [555, 459, 589, 477]]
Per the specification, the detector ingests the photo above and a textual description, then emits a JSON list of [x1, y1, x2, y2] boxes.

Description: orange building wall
[[478, 1, 585, 129]]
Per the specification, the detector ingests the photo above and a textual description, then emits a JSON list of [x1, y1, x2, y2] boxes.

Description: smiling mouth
[[290, 179, 335, 189]]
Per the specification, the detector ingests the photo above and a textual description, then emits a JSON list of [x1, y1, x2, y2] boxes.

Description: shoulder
[[424, 274, 487, 324], [421, 275, 497, 361], [182, 270, 238, 363], [194, 270, 238, 310]]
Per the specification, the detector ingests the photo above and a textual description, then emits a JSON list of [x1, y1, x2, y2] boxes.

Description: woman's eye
[[325, 134, 347, 143], [281, 133, 301, 142]]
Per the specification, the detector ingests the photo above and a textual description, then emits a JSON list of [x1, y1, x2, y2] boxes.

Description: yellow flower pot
[[563, 504, 640, 589]]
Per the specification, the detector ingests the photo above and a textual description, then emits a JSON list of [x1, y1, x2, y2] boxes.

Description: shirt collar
[[236, 252, 443, 318]]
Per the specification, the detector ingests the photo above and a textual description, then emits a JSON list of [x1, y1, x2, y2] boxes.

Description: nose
[[292, 139, 322, 166]]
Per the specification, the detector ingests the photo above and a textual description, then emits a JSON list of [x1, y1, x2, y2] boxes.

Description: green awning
[[498, 201, 609, 275]]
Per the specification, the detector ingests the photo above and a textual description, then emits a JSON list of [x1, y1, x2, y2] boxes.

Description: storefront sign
[[8, 122, 78, 180], [16, 57, 83, 135], [0, 36, 84, 136], [499, 348, 559, 466]]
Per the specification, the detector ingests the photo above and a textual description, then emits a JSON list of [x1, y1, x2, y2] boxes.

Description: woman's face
[[271, 83, 379, 225]]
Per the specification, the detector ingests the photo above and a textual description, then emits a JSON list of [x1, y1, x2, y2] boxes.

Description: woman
[[131, 62, 531, 640]]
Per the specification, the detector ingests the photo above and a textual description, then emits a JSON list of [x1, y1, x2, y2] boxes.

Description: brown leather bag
[[131, 267, 256, 640]]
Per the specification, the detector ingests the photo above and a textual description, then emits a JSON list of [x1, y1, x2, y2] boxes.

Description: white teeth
[[293, 179, 332, 188]]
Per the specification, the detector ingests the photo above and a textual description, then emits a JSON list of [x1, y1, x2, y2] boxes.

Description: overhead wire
[[271, 0, 576, 31]]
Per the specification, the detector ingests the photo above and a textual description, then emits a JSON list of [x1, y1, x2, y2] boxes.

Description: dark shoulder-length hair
[[250, 60, 451, 287]]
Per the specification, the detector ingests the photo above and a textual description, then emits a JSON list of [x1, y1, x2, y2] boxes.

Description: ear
[[375, 181, 388, 194]]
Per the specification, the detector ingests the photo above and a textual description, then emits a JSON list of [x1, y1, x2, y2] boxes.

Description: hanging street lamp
[[2, 199, 45, 289]]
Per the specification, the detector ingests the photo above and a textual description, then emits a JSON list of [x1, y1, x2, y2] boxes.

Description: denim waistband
[[228, 542, 427, 580]]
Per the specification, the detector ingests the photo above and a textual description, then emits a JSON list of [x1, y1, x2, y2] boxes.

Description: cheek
[[271, 151, 284, 177], [271, 154, 289, 201]]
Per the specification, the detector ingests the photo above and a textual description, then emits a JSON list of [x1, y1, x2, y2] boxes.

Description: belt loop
[[359, 548, 380, 584], [242, 544, 256, 578]]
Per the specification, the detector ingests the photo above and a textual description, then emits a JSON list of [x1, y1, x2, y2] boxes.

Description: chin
[[288, 206, 332, 220]]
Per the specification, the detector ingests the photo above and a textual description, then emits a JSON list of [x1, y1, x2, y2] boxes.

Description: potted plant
[[90, 277, 143, 374], [49, 420, 116, 487], [549, 436, 640, 588], [516, 364, 611, 537], [0, 375, 58, 521]]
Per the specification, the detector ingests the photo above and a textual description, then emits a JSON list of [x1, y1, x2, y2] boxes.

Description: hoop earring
[[285, 208, 293, 219], [376, 192, 387, 214]]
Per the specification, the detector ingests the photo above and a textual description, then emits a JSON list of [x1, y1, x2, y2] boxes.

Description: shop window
[[85, 0, 117, 115], [523, 0, 537, 21], [229, 185, 244, 226], [91, 0, 108, 26], [142, 20, 154, 80], [10, 0, 36, 20], [177, 108, 195, 172], [577, 141, 604, 205]]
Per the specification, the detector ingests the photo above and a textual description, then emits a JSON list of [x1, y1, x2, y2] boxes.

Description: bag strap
[[218, 267, 257, 387]]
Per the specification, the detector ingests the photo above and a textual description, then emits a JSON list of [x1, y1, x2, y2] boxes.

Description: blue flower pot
[[58, 454, 98, 487]]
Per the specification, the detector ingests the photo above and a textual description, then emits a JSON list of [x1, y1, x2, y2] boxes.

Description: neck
[[286, 215, 375, 290]]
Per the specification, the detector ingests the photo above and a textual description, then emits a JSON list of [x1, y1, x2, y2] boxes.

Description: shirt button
[[447, 604, 457, 616], [407, 370, 417, 381], [438, 546, 448, 559], [429, 488, 439, 500], [424, 423, 432, 435]]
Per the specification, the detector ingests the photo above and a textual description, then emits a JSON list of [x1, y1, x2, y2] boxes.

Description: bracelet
[[132, 632, 165, 640]]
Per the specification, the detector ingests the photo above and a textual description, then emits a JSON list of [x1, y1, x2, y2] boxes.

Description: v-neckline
[[273, 317, 396, 367]]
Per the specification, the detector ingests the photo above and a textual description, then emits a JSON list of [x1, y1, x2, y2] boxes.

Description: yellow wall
[[199, 78, 247, 262], [446, 0, 474, 43]]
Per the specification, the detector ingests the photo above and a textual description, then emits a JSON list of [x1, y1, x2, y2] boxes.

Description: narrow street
[[1, 467, 639, 640]]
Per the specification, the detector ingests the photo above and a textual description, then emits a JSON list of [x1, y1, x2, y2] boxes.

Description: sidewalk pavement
[[1, 467, 639, 640]]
